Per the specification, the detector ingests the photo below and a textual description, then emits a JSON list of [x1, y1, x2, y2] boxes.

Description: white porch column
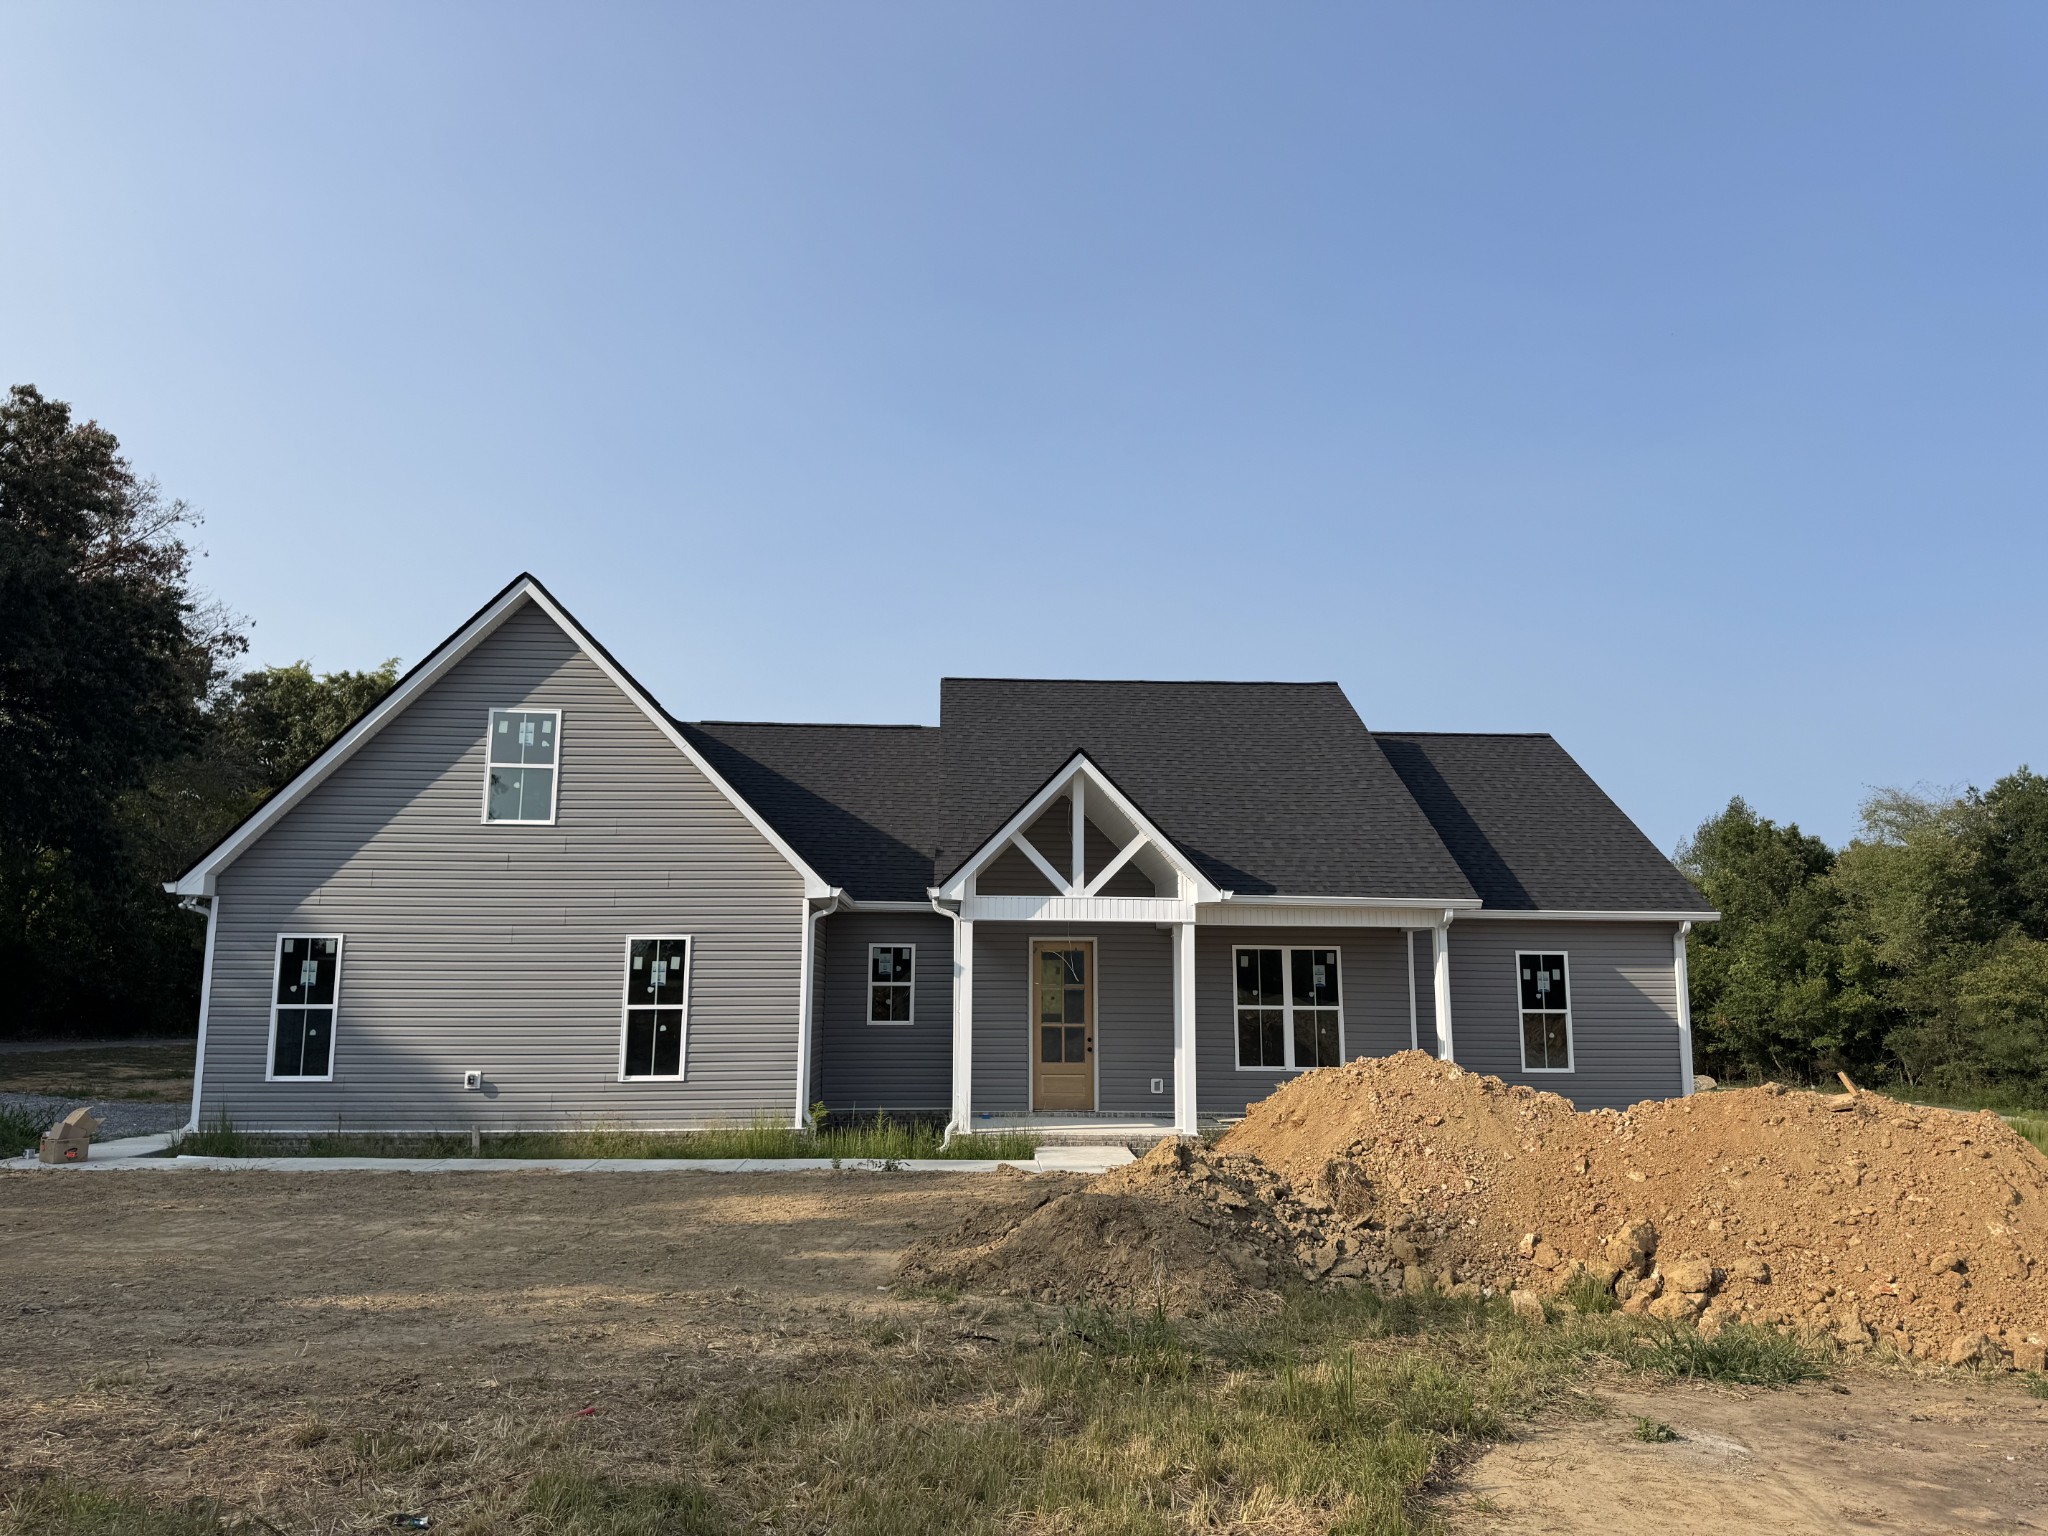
[[1432, 917, 1455, 1061], [950, 918, 975, 1134], [1404, 927, 1419, 1050], [1172, 921, 1199, 1134], [1674, 921, 1696, 1096]]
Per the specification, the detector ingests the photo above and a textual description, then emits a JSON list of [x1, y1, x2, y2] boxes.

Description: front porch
[[935, 753, 1465, 1137]]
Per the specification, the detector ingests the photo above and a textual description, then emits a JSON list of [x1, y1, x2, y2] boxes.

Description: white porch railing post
[[951, 918, 975, 1134], [1432, 917, 1455, 1062], [1172, 921, 1198, 1134]]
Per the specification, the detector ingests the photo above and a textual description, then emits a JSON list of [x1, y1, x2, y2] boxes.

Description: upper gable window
[[484, 709, 559, 823]]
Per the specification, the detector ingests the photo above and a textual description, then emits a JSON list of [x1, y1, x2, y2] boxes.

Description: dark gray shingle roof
[[935, 679, 1477, 900], [1374, 732, 1710, 913], [680, 721, 940, 901]]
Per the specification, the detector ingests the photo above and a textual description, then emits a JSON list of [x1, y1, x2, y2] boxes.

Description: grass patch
[[2007, 1114, 2048, 1157], [0, 1106, 44, 1159], [168, 1113, 1040, 1162], [1638, 1322, 1829, 1385], [0, 1475, 240, 1535], [1632, 1416, 1680, 1442], [521, 1466, 733, 1535], [1557, 1266, 1620, 1314], [2024, 1374, 2048, 1401]]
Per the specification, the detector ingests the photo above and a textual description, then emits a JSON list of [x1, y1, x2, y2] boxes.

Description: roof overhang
[[167, 574, 835, 900]]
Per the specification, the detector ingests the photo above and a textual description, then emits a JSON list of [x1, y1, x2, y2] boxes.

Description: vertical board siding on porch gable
[[1445, 919, 1683, 1110], [1194, 927, 1410, 1119], [202, 599, 806, 1132], [970, 923, 1173, 1114], [814, 910, 954, 1112]]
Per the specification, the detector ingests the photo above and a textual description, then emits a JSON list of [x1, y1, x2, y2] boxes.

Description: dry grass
[[0, 1042, 194, 1103], [170, 1113, 1040, 1161]]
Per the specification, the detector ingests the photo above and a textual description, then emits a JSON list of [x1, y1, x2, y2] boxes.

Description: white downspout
[[930, 896, 970, 1143], [179, 894, 218, 1134], [794, 890, 844, 1130]]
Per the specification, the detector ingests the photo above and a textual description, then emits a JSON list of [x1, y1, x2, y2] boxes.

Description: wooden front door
[[1031, 939, 1096, 1112]]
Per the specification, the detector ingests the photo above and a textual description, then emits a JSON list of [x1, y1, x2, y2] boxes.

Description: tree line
[[1680, 776, 2048, 1103], [1, 385, 396, 1036]]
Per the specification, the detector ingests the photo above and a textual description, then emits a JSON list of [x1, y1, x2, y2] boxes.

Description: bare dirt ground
[[4, 1169, 2046, 1533], [1439, 1375, 2048, 1535], [0, 1041, 196, 1103]]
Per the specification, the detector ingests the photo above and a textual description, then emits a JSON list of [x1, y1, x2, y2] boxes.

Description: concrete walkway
[[2, 1137, 1136, 1176]]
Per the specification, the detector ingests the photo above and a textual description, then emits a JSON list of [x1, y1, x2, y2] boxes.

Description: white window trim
[[618, 934, 693, 1081], [1231, 944, 1346, 1073], [867, 943, 916, 1027], [265, 933, 344, 1083], [480, 707, 562, 826], [1515, 950, 1575, 1073]]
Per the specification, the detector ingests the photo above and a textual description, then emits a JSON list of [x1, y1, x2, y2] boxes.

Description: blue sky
[[5, 4, 2044, 852]]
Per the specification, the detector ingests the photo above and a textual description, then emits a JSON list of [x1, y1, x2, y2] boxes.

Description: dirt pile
[[904, 1052, 2048, 1361], [897, 1141, 1395, 1312], [1216, 1052, 2048, 1363]]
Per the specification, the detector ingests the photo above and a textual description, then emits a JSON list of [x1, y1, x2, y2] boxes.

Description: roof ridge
[[942, 676, 1342, 687], [687, 719, 936, 731], [1377, 730, 1558, 739]]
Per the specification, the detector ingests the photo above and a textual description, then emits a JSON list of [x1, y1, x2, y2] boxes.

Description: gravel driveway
[[0, 1093, 186, 1146]]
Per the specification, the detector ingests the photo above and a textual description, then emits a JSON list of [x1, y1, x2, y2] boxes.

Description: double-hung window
[[622, 937, 690, 1079], [869, 945, 914, 1024], [1517, 952, 1573, 1072], [1234, 946, 1344, 1070], [485, 708, 559, 823], [270, 935, 342, 1080]]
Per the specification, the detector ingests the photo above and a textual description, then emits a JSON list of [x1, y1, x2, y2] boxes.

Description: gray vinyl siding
[[814, 910, 953, 1112], [200, 599, 807, 1132], [1195, 928, 1409, 1119], [1445, 919, 1684, 1109], [968, 923, 1173, 1115]]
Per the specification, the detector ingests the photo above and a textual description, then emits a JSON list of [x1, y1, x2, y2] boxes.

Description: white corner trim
[[170, 577, 834, 900]]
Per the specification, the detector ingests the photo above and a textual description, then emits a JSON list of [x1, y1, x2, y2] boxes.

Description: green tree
[[213, 659, 400, 799], [0, 384, 241, 1034], [1676, 798, 1879, 1081]]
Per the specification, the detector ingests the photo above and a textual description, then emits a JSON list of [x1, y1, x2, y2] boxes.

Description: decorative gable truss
[[933, 755, 1221, 922]]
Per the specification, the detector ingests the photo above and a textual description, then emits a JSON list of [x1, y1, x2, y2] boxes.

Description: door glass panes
[[486, 709, 558, 822], [1038, 948, 1088, 1064], [272, 936, 340, 1078], [1518, 954, 1571, 1070], [623, 937, 690, 1077], [869, 945, 913, 1023], [1236, 947, 1342, 1069]]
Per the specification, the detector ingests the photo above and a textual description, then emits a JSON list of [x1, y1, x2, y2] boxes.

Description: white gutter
[[179, 895, 218, 1134], [929, 895, 966, 1145], [793, 889, 845, 1129]]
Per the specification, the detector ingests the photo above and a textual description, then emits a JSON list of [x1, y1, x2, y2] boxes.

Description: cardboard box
[[38, 1107, 102, 1165]]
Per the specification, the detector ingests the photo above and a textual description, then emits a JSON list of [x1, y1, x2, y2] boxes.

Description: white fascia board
[[1458, 908, 1721, 923], [172, 577, 834, 900], [935, 753, 1222, 904]]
